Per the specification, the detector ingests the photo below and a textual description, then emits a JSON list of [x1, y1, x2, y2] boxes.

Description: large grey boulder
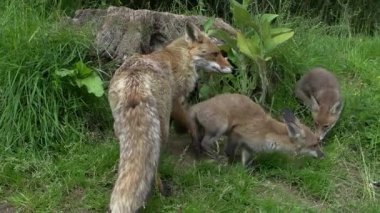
[[71, 6, 236, 62]]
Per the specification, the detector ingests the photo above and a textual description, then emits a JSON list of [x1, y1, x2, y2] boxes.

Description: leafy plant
[[208, 0, 294, 103], [54, 61, 104, 97]]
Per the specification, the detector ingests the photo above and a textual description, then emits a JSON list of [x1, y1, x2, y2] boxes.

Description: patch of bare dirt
[[61, 187, 94, 212], [163, 133, 200, 167], [164, 132, 228, 167]]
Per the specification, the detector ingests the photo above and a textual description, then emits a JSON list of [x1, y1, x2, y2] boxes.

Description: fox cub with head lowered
[[190, 93, 324, 166], [108, 23, 231, 212], [295, 67, 343, 141]]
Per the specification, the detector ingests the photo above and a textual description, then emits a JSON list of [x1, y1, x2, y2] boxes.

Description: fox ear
[[285, 122, 304, 139], [330, 100, 343, 114], [210, 37, 224, 46], [282, 109, 305, 138], [310, 96, 320, 111], [185, 23, 203, 43]]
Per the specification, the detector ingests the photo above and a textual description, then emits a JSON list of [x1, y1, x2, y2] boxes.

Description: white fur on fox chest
[[174, 64, 198, 98]]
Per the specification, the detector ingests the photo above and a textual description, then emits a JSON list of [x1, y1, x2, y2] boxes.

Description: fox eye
[[323, 125, 329, 129], [211, 52, 219, 57]]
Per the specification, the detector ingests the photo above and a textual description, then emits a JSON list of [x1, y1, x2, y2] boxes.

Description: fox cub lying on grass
[[190, 93, 325, 165]]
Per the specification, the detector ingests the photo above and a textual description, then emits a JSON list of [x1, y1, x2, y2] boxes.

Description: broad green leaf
[[249, 17, 261, 33], [75, 72, 104, 97], [55, 68, 76, 77], [260, 20, 272, 42], [228, 47, 240, 64], [264, 56, 272, 61], [230, 0, 253, 29], [242, 0, 253, 9], [264, 30, 294, 52], [271, 31, 294, 46], [75, 61, 92, 78], [204, 17, 215, 33], [237, 33, 253, 57], [237, 32, 260, 60], [270, 27, 293, 36], [208, 29, 237, 47], [256, 14, 279, 24]]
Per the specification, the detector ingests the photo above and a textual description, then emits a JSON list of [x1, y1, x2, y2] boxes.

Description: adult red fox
[[190, 93, 324, 165], [295, 67, 343, 141], [108, 23, 232, 212]]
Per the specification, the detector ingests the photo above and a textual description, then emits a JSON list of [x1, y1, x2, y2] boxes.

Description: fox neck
[[164, 36, 195, 72], [264, 119, 298, 154], [162, 36, 198, 98]]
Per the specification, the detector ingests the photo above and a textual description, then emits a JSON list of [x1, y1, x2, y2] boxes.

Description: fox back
[[108, 23, 231, 213], [190, 93, 324, 165], [295, 67, 343, 141], [190, 93, 266, 136]]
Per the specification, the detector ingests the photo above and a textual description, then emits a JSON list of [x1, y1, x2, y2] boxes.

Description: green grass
[[0, 1, 379, 212], [0, 0, 113, 150]]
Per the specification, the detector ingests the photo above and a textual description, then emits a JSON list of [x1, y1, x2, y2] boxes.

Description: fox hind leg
[[241, 148, 254, 167], [201, 130, 226, 158]]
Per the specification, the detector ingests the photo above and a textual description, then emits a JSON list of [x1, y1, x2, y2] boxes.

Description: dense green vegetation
[[0, 0, 378, 212]]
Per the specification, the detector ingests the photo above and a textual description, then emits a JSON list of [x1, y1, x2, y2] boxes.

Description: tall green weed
[[0, 0, 106, 150]]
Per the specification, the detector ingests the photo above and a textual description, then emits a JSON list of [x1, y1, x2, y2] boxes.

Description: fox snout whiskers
[[220, 65, 232, 73], [194, 57, 232, 73], [209, 61, 232, 73], [298, 147, 325, 159]]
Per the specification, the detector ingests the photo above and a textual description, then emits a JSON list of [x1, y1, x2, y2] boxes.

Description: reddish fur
[[108, 23, 231, 212], [190, 93, 324, 163]]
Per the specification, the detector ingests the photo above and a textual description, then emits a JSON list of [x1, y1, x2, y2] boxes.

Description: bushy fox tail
[[109, 76, 161, 213]]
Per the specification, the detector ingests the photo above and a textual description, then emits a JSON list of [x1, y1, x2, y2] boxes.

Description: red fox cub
[[190, 93, 324, 166], [108, 23, 232, 212], [295, 67, 343, 141]]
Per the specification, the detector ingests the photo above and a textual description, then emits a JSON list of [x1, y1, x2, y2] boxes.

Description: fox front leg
[[171, 98, 201, 154], [200, 132, 224, 158], [225, 135, 240, 163], [295, 88, 312, 107], [241, 148, 254, 167]]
